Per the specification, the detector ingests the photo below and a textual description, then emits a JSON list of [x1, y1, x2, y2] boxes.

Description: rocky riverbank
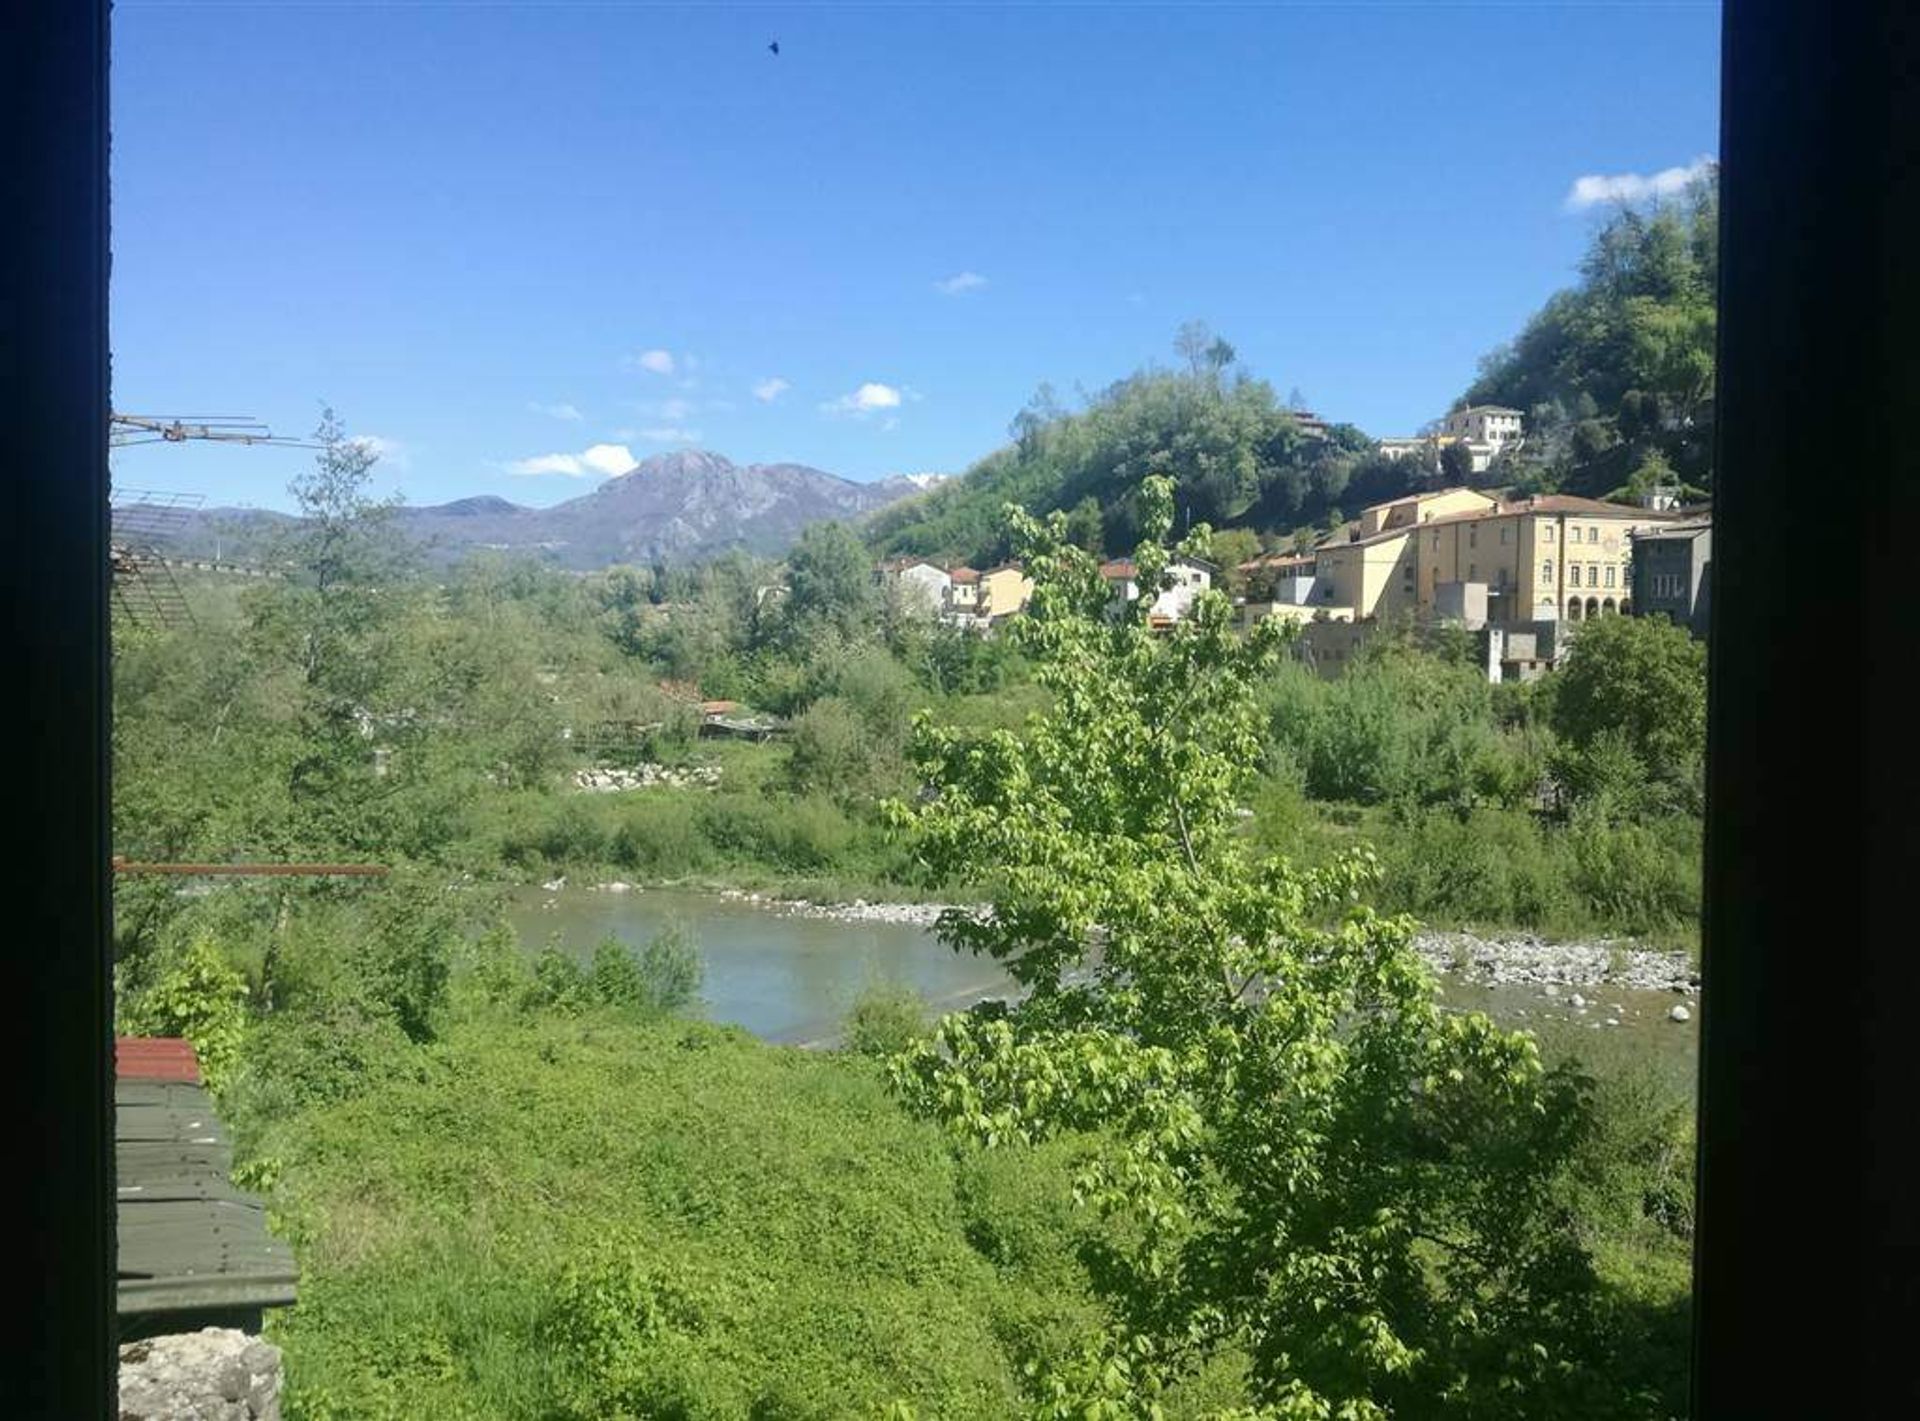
[[715, 889, 964, 927], [1414, 930, 1698, 994], [720, 893, 1698, 994]]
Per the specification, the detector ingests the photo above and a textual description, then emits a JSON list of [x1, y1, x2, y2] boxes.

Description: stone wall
[[118, 1328, 281, 1421]]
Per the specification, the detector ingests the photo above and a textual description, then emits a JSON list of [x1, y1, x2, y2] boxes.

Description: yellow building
[[1354, 487, 1501, 538], [978, 563, 1034, 620], [1410, 493, 1674, 623], [1289, 488, 1678, 634], [1309, 489, 1502, 620]]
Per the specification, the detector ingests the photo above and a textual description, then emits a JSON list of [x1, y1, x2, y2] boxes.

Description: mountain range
[[122, 451, 944, 572]]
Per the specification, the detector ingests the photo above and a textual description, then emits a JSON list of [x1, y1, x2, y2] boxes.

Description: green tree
[[783, 520, 877, 645], [1064, 495, 1106, 556], [886, 478, 1640, 1417], [1207, 527, 1263, 598], [1549, 612, 1706, 810]]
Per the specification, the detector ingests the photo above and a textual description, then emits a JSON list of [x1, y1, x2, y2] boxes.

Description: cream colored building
[[978, 563, 1034, 620], [1440, 405, 1524, 449], [1308, 488, 1502, 620], [1293, 489, 1674, 629], [1410, 493, 1674, 624]]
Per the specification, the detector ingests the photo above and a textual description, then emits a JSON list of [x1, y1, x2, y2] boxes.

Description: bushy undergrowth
[[256, 1012, 1096, 1420]]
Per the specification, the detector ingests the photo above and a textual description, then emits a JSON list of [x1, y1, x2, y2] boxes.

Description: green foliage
[[883, 479, 1674, 1416], [1262, 649, 1535, 814], [843, 982, 930, 1059], [265, 1016, 1053, 1419], [635, 922, 704, 1015], [868, 332, 1353, 568], [1551, 614, 1707, 812], [1465, 170, 1718, 494], [119, 938, 251, 1091], [783, 520, 879, 645], [530, 942, 589, 1012]]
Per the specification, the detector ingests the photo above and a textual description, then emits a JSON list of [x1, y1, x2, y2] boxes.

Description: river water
[[505, 887, 1698, 1093]]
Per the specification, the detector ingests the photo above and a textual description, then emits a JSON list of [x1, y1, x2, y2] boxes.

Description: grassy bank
[[236, 1005, 1255, 1420]]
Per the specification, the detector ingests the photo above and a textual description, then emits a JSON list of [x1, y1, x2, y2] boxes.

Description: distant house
[[1099, 554, 1215, 625], [873, 557, 951, 618], [979, 563, 1035, 621], [1440, 404, 1525, 450], [1377, 406, 1524, 474], [943, 565, 984, 624], [1629, 515, 1712, 637], [1238, 552, 1317, 605]]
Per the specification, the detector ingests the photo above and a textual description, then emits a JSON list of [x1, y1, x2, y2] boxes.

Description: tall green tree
[[1550, 612, 1707, 812], [782, 520, 877, 646], [887, 478, 1645, 1418]]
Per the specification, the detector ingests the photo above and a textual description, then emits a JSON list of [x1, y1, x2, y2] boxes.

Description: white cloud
[[528, 401, 583, 421], [934, 270, 989, 296], [581, 443, 637, 475], [628, 348, 678, 376], [507, 442, 637, 478], [754, 377, 791, 403], [351, 434, 410, 470], [821, 382, 905, 417], [1563, 155, 1716, 211], [638, 427, 702, 443]]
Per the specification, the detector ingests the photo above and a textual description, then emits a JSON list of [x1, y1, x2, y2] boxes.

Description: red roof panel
[[116, 1037, 201, 1085]]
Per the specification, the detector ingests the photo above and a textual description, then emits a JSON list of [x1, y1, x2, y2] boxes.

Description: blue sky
[[111, 1, 1720, 511]]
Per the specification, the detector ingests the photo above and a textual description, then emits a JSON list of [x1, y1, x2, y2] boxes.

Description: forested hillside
[[866, 331, 1399, 567], [1454, 167, 1718, 499]]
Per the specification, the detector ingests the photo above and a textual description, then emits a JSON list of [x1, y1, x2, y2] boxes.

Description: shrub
[[530, 943, 588, 1012], [843, 982, 929, 1058], [119, 937, 250, 1091], [635, 922, 703, 1015], [587, 938, 646, 1009]]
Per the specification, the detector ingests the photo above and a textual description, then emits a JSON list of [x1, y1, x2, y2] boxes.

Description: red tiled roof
[[947, 566, 980, 584], [1099, 559, 1137, 578], [116, 1037, 201, 1085], [700, 700, 740, 716]]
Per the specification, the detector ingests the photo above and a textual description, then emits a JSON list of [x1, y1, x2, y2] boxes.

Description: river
[[505, 886, 1698, 1093]]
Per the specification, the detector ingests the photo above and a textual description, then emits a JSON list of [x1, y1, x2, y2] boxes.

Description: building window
[[1605, 566, 1616, 588], [1469, 528, 1477, 548], [1500, 526, 1509, 543], [1542, 560, 1554, 581], [1468, 563, 1477, 580]]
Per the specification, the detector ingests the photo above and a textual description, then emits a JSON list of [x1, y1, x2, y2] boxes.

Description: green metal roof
[[116, 1077, 297, 1320]]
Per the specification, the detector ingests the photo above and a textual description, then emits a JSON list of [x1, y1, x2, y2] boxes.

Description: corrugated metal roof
[[115, 1040, 297, 1326], [116, 1036, 201, 1084]]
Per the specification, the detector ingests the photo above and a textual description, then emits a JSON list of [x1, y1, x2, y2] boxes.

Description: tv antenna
[[107, 411, 314, 631], [110, 413, 317, 451]]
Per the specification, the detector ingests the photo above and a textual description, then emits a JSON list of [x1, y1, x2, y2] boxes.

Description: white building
[[1099, 555, 1215, 625], [1378, 407, 1524, 476], [1441, 405, 1525, 449], [873, 558, 952, 618]]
